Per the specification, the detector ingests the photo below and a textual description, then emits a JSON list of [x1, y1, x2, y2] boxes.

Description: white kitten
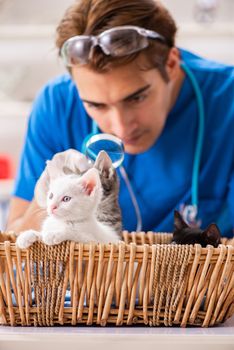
[[35, 149, 91, 208], [16, 168, 120, 248]]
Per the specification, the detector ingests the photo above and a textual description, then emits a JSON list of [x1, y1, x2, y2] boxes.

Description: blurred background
[[0, 0, 234, 229]]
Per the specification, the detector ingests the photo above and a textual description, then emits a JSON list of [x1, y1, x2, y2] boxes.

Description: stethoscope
[[81, 61, 205, 231]]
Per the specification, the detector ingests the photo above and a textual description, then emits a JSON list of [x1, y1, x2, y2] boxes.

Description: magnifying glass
[[83, 133, 125, 168]]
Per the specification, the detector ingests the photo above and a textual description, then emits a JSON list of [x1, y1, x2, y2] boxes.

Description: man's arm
[[8, 84, 59, 233], [6, 197, 46, 234]]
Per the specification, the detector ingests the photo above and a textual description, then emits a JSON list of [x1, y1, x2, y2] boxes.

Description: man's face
[[72, 55, 176, 154]]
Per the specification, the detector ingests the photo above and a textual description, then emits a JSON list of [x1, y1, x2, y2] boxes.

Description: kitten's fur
[[16, 168, 120, 248], [93, 151, 122, 237], [35, 149, 91, 208], [35, 149, 122, 237], [172, 210, 221, 247]]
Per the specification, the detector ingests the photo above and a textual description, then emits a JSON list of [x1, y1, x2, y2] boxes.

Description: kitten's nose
[[51, 205, 58, 213]]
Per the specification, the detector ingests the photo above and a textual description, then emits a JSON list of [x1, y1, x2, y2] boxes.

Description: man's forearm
[[6, 200, 46, 234]]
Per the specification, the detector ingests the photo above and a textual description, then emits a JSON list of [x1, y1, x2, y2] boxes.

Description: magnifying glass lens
[[85, 133, 124, 168]]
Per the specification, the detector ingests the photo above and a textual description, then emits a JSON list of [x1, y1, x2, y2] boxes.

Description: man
[[7, 0, 234, 237]]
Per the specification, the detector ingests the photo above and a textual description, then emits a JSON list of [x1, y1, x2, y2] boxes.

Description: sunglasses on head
[[60, 25, 168, 67]]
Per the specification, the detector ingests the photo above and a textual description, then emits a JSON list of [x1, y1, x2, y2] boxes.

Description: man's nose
[[110, 108, 137, 138]]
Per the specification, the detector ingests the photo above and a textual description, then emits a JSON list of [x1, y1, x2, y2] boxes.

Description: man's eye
[[49, 192, 53, 200], [128, 94, 147, 104], [86, 103, 106, 110]]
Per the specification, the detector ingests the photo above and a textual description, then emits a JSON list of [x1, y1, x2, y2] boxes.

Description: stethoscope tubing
[[180, 62, 205, 212]]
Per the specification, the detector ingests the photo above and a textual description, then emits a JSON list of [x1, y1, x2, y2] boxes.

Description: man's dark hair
[[56, 0, 177, 80]]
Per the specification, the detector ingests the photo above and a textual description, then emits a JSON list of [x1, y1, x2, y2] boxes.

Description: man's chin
[[123, 130, 157, 154], [124, 141, 153, 154]]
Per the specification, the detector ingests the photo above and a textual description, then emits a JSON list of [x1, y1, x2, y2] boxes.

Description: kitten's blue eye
[[49, 192, 53, 200], [62, 196, 71, 202]]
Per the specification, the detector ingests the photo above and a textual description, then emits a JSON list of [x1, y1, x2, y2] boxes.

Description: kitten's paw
[[16, 230, 39, 249], [41, 232, 64, 245]]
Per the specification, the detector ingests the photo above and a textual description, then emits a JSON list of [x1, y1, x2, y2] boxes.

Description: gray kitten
[[94, 151, 122, 238]]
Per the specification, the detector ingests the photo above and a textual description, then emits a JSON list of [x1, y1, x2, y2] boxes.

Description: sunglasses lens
[[62, 37, 93, 66], [100, 29, 148, 56]]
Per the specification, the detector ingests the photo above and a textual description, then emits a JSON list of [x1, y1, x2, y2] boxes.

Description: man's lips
[[122, 131, 144, 144]]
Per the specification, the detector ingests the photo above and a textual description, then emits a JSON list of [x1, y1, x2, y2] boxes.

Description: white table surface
[[0, 316, 233, 350]]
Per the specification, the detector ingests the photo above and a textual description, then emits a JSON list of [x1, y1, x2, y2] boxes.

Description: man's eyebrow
[[81, 98, 105, 106], [81, 84, 151, 105], [123, 84, 150, 101]]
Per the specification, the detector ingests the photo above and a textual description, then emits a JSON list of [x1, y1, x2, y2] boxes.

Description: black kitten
[[172, 210, 221, 247]]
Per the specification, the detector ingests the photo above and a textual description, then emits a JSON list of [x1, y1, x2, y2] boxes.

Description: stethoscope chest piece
[[180, 204, 202, 228]]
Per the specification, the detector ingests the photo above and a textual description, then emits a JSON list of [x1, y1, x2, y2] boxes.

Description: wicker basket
[[0, 231, 233, 327]]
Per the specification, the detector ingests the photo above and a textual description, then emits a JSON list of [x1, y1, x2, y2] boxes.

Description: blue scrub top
[[14, 49, 234, 237]]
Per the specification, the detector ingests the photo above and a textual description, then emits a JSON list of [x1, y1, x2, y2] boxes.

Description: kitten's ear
[[174, 210, 189, 231], [202, 223, 221, 247], [94, 151, 114, 176], [81, 168, 101, 196]]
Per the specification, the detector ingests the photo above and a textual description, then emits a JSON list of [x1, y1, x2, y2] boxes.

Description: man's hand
[[6, 197, 46, 234]]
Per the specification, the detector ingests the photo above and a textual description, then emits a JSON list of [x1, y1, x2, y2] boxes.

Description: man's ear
[[165, 47, 181, 80]]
